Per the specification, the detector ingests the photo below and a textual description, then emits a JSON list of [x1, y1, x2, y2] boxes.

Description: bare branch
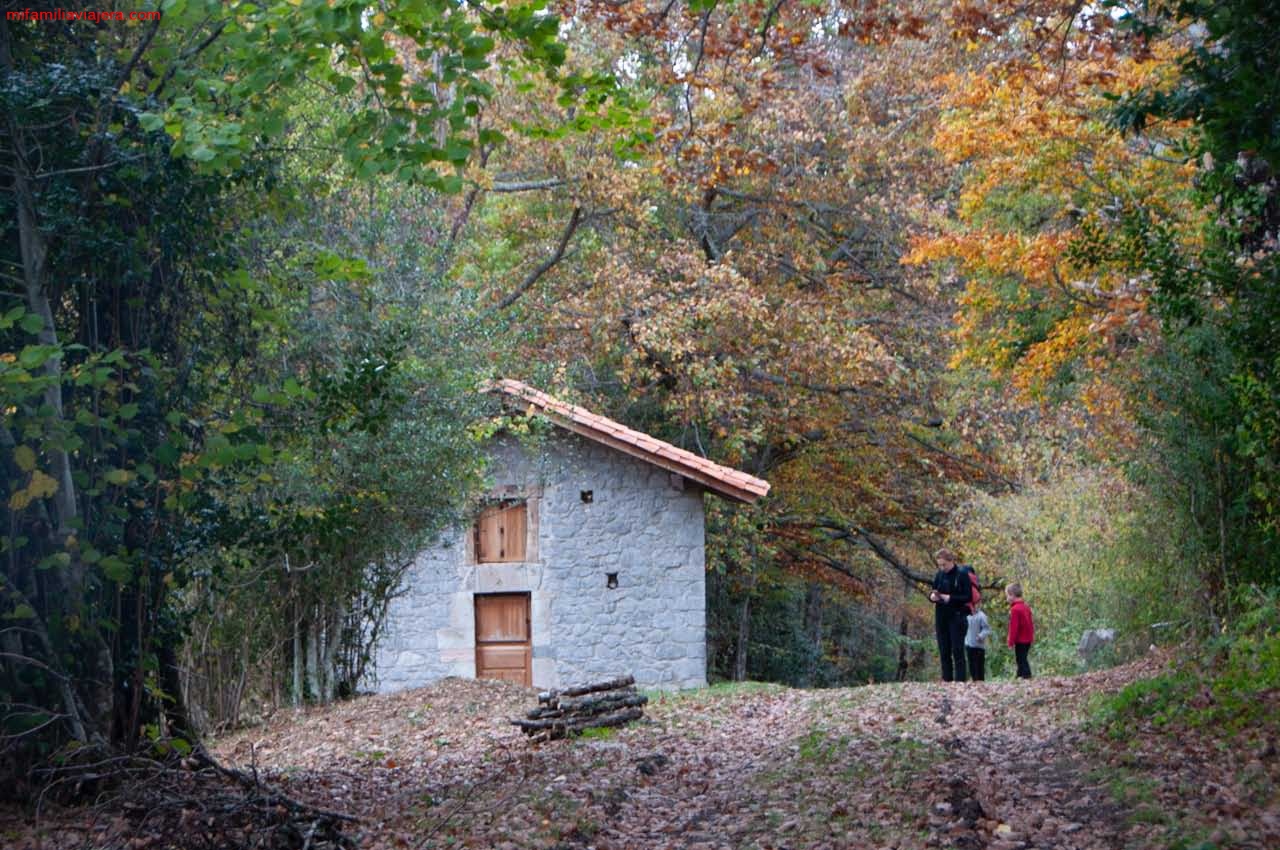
[[748, 368, 862, 397], [493, 206, 583, 311], [791, 517, 934, 586], [490, 177, 567, 192], [902, 430, 1022, 493], [0, 652, 70, 680], [756, 0, 787, 58], [35, 154, 145, 180]]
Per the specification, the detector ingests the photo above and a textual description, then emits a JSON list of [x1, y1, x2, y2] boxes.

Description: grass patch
[[796, 727, 848, 764], [1095, 590, 1280, 737], [1096, 634, 1280, 734], [1092, 764, 1229, 850], [574, 725, 616, 741], [1083, 591, 1280, 850], [660, 680, 788, 701], [883, 736, 944, 790]]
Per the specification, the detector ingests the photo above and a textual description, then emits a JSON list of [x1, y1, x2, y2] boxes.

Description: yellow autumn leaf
[[28, 470, 57, 499], [8, 470, 57, 510], [14, 445, 36, 472]]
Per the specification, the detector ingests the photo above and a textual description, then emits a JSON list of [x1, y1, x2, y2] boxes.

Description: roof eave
[[485, 380, 770, 505], [538, 411, 765, 504]]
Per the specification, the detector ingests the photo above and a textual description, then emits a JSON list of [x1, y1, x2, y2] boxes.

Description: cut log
[[567, 706, 642, 731], [537, 674, 636, 705], [511, 707, 645, 739], [518, 674, 646, 740], [556, 691, 647, 714], [524, 706, 565, 720], [524, 691, 645, 719]]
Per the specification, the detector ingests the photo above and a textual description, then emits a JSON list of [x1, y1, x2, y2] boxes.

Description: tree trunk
[[896, 579, 912, 681], [321, 602, 345, 702], [10, 146, 78, 548], [733, 588, 751, 682], [305, 614, 320, 702], [803, 581, 823, 685], [291, 611, 303, 707]]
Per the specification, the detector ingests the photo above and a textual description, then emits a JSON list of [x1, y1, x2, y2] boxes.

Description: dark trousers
[[936, 615, 967, 682], [966, 646, 986, 681], [1014, 643, 1032, 679]]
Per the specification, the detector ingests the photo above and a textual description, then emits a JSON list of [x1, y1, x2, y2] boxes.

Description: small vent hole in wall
[[580, 490, 593, 503], [606, 572, 619, 589]]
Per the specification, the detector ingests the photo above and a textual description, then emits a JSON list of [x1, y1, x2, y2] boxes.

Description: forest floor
[[8, 650, 1280, 849]]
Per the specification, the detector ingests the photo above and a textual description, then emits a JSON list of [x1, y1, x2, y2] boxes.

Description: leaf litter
[[7, 652, 1278, 849]]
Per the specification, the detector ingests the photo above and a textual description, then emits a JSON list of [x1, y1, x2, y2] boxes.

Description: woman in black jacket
[[929, 548, 972, 682]]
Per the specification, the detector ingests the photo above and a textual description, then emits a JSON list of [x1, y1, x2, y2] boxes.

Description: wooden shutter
[[474, 501, 527, 563]]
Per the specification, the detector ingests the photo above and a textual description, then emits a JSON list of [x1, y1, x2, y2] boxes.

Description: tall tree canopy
[[4, 0, 1280, 807], [1, 0, 624, 788]]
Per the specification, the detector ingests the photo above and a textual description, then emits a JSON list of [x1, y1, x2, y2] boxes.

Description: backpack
[[959, 565, 980, 615]]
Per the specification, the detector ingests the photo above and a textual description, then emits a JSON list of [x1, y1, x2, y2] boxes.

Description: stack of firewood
[[511, 674, 648, 741]]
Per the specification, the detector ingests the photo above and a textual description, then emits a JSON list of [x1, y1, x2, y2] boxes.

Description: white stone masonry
[[371, 432, 707, 692]]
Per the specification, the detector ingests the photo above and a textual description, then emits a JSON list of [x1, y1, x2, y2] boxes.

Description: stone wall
[[370, 431, 707, 692]]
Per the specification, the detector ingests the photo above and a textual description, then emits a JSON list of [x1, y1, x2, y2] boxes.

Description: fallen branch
[[30, 745, 361, 849]]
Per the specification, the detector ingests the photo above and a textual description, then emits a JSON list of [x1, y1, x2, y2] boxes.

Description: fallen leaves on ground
[[6, 651, 1278, 849]]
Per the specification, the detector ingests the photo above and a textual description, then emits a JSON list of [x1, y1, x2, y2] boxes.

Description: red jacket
[[1007, 598, 1035, 646]]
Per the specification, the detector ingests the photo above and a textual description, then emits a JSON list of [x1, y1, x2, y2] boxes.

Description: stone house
[[371, 379, 770, 692]]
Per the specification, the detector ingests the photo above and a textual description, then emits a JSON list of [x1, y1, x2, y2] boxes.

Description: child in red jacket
[[1006, 583, 1035, 679]]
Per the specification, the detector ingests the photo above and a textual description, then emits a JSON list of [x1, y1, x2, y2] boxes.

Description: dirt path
[[201, 657, 1176, 849], [16, 652, 1275, 849]]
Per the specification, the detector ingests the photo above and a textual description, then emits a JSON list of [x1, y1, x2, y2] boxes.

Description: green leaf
[[138, 112, 165, 132], [19, 313, 45, 334], [36, 551, 71, 571], [104, 468, 133, 486], [118, 403, 140, 420], [100, 555, 133, 585], [3, 603, 36, 620], [155, 440, 180, 466], [18, 345, 58, 370]]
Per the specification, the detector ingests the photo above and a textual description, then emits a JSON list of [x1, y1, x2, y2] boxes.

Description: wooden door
[[475, 593, 531, 686]]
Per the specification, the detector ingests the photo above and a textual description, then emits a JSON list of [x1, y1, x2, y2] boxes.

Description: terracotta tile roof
[[488, 379, 771, 504]]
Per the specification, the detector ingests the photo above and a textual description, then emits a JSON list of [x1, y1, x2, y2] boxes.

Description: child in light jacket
[[964, 604, 993, 681]]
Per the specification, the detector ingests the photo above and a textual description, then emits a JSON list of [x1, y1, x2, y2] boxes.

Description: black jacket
[[932, 566, 972, 622]]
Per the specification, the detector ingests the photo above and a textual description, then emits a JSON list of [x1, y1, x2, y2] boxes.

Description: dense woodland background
[[3, 0, 1279, 804]]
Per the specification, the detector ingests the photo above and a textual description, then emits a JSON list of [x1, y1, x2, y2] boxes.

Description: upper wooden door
[[474, 501, 527, 562], [474, 593, 531, 686]]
